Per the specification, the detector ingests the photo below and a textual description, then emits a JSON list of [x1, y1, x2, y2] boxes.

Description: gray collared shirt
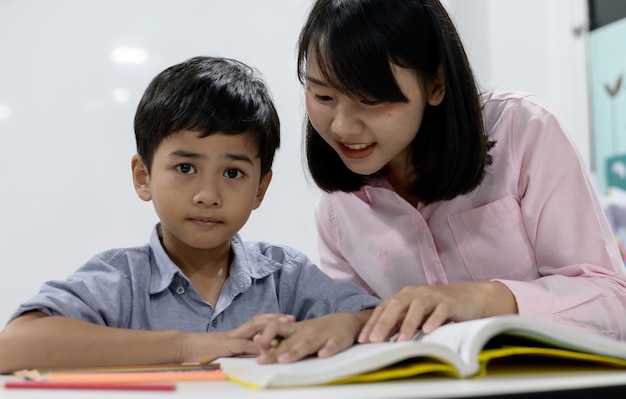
[[10, 225, 380, 332]]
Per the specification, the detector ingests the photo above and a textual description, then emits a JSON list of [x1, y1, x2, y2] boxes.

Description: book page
[[419, 318, 497, 373], [422, 315, 626, 373], [220, 315, 626, 388], [220, 340, 465, 388]]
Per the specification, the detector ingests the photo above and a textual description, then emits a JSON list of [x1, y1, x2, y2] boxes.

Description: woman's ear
[[131, 154, 152, 202], [253, 170, 273, 210], [426, 64, 446, 106]]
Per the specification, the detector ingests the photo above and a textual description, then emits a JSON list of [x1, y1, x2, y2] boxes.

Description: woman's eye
[[360, 98, 381, 106], [176, 164, 196, 174], [224, 169, 243, 179], [315, 94, 333, 102]]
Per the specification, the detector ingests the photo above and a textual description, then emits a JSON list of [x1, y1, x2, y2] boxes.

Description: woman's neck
[[384, 169, 419, 208]]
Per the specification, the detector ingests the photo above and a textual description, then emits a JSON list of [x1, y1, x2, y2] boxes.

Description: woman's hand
[[253, 311, 372, 364], [358, 281, 517, 343]]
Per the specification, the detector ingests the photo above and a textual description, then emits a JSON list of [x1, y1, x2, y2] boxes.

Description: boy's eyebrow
[[169, 149, 203, 158], [225, 152, 255, 165], [169, 149, 255, 165]]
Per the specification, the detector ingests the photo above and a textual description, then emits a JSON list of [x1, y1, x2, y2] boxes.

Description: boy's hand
[[358, 281, 517, 343], [180, 313, 295, 364], [253, 311, 372, 364]]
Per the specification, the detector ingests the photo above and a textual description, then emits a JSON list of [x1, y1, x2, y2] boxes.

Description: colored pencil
[[33, 362, 219, 374], [5, 381, 176, 391], [36, 369, 227, 383]]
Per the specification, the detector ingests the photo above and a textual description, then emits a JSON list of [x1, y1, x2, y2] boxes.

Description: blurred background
[[1, 0, 624, 325]]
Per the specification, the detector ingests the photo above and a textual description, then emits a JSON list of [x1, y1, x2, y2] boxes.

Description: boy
[[0, 56, 380, 373]]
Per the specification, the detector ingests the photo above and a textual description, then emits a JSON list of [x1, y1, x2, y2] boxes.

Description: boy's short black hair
[[297, 0, 492, 204], [134, 56, 280, 177]]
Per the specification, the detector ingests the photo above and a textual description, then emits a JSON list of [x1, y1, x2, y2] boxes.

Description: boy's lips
[[189, 216, 222, 225]]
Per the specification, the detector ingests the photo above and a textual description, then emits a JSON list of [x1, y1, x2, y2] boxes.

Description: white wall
[[0, 0, 590, 325], [0, 0, 319, 325], [445, 0, 591, 167]]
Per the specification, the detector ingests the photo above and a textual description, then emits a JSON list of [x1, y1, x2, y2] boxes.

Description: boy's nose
[[193, 181, 222, 207]]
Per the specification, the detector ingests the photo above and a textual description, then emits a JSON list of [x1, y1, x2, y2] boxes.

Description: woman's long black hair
[[297, 0, 493, 204]]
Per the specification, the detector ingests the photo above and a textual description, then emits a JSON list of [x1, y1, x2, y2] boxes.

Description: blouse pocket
[[448, 195, 536, 281]]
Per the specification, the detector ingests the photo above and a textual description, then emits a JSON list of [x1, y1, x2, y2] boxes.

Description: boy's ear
[[131, 154, 152, 202], [426, 64, 446, 106], [253, 170, 273, 210]]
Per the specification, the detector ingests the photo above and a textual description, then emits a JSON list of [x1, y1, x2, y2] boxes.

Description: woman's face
[[304, 55, 441, 179]]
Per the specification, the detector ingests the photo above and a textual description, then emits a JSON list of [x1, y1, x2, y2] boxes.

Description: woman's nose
[[331, 103, 363, 140]]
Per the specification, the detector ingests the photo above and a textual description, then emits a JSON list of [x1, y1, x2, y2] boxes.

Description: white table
[[3, 369, 626, 398]]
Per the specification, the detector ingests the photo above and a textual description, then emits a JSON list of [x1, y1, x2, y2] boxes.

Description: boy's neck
[[184, 262, 230, 308], [164, 240, 233, 308]]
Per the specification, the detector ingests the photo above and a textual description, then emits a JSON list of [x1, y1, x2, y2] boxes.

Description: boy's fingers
[[317, 336, 342, 358], [275, 335, 323, 363]]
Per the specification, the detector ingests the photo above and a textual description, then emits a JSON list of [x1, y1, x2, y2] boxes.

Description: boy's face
[[132, 130, 271, 257]]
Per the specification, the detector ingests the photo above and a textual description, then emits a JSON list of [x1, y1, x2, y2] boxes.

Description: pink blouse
[[315, 92, 626, 339]]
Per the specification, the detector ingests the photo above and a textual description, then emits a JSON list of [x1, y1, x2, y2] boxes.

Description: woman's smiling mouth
[[338, 142, 376, 159]]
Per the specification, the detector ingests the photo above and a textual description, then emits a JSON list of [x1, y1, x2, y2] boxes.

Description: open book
[[219, 315, 626, 389]]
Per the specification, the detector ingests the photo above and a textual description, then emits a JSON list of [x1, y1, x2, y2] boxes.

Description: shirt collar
[[148, 225, 181, 295], [148, 224, 282, 295], [355, 176, 394, 204]]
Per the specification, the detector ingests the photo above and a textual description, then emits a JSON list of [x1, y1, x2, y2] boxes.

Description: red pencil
[[5, 381, 176, 391]]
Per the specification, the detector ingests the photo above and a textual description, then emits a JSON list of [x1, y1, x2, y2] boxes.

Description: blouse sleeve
[[315, 195, 377, 296], [497, 95, 626, 339]]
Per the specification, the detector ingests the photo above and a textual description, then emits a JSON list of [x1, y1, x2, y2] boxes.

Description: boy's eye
[[224, 169, 243, 179], [176, 163, 196, 174]]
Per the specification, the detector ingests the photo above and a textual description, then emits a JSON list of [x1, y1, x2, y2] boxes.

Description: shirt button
[[212, 319, 218, 327], [176, 286, 185, 295]]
